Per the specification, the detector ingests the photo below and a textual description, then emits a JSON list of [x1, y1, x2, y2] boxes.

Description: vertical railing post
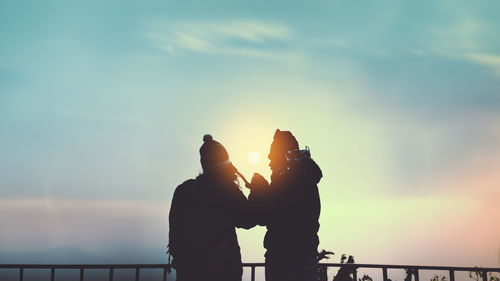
[[251, 265, 255, 281], [482, 271, 488, 281], [109, 268, 114, 281], [163, 267, 168, 281], [51, 267, 55, 281], [19, 267, 24, 281], [135, 268, 140, 281], [80, 268, 84, 281], [353, 268, 357, 281], [382, 267, 388, 281], [414, 269, 419, 281], [449, 269, 455, 281]]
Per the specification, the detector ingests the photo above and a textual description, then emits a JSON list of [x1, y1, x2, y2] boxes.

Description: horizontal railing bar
[[0, 263, 498, 272], [0, 264, 174, 269], [318, 263, 500, 272]]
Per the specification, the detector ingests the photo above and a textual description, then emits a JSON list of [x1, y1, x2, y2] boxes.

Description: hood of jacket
[[294, 157, 322, 185]]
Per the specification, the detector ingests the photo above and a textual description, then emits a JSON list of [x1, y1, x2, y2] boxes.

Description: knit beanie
[[199, 134, 231, 173]]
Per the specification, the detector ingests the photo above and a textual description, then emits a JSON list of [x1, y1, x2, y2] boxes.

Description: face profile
[[267, 129, 300, 173]]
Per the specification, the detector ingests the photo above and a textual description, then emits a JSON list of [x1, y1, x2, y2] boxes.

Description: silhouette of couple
[[169, 129, 322, 281]]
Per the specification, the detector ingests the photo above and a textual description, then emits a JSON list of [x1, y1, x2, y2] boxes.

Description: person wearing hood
[[249, 129, 323, 281], [168, 134, 257, 281]]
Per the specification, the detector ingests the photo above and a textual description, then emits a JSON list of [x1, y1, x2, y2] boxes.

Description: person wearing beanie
[[248, 129, 323, 281], [168, 134, 258, 281]]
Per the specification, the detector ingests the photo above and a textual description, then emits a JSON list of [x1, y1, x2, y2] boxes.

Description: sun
[[248, 151, 261, 164]]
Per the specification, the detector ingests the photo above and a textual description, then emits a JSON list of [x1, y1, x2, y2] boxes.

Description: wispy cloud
[[414, 17, 500, 76], [466, 53, 500, 75], [431, 48, 500, 76], [146, 19, 299, 61]]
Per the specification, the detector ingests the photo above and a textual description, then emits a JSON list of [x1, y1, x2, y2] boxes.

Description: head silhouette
[[200, 134, 237, 181], [268, 129, 299, 172]]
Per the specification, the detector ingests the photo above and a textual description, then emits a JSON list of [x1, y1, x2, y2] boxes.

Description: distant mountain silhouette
[[101, 247, 169, 264], [0, 246, 174, 281], [0, 246, 170, 264], [0, 246, 110, 264]]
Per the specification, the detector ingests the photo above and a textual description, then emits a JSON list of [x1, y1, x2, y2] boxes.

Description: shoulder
[[178, 179, 197, 188], [173, 179, 197, 196]]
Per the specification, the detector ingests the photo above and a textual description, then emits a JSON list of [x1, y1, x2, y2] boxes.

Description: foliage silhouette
[[317, 250, 334, 281], [332, 254, 357, 281], [489, 273, 500, 281], [404, 268, 418, 281], [430, 274, 447, 281], [359, 274, 374, 281]]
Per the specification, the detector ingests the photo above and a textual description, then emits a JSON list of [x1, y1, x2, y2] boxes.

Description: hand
[[249, 173, 269, 190]]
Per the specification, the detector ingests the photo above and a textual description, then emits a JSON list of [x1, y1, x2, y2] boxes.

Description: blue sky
[[1, 0, 500, 267]]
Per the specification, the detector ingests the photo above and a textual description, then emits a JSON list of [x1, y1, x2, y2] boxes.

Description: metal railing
[[0, 263, 499, 281]]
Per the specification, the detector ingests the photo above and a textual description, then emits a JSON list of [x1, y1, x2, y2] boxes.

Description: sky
[[1, 0, 500, 270]]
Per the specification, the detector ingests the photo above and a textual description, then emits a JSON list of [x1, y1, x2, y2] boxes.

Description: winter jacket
[[168, 174, 257, 272], [251, 157, 322, 259]]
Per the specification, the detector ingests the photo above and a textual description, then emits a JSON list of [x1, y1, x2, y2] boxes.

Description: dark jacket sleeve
[[248, 183, 271, 226], [223, 186, 259, 230], [250, 158, 322, 226]]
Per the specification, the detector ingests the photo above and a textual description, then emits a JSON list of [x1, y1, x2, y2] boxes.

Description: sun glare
[[248, 151, 261, 164]]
